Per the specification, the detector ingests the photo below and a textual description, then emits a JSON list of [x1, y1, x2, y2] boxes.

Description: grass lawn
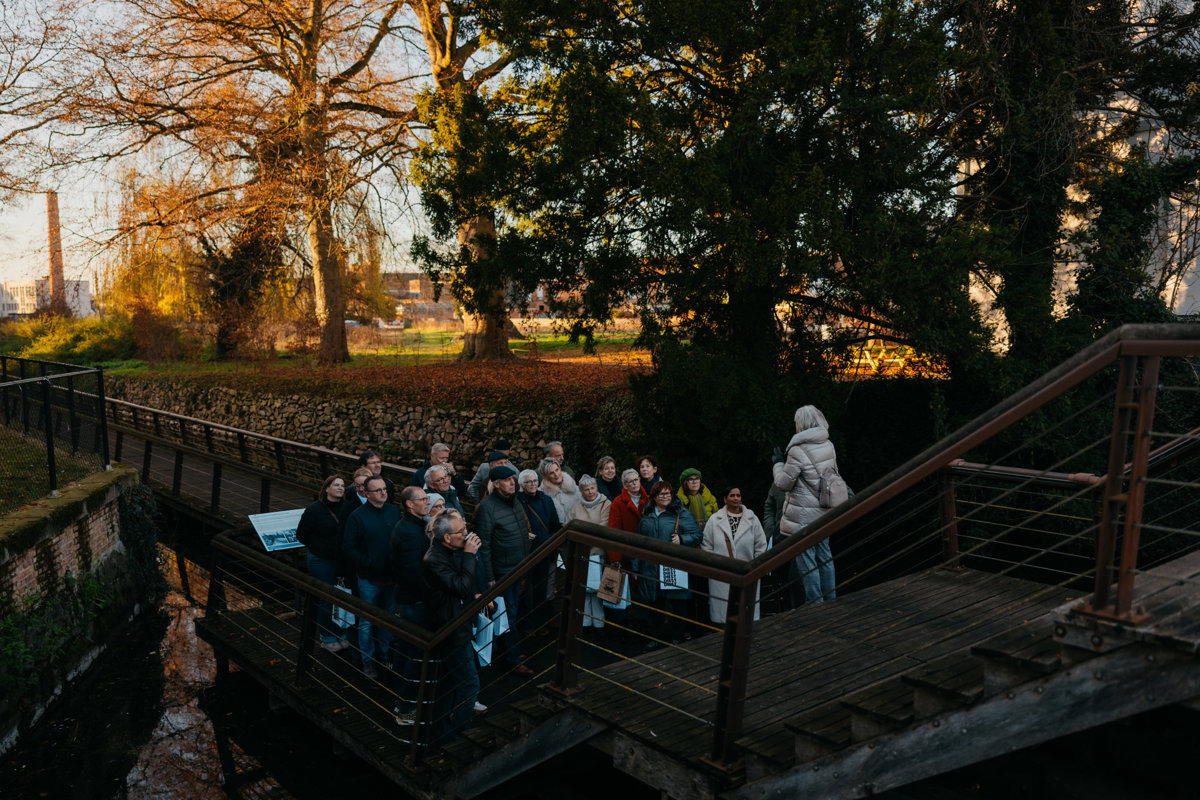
[[0, 431, 100, 515]]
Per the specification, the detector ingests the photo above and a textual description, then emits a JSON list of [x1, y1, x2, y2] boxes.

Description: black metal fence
[[0, 356, 111, 513]]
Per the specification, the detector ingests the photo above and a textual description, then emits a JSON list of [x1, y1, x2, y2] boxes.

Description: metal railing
[[199, 323, 1200, 770], [0, 356, 110, 509]]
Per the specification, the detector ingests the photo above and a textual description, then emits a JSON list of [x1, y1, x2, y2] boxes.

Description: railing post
[[1090, 356, 1136, 613], [2, 357, 9, 425], [41, 378, 59, 497], [211, 462, 223, 512], [551, 538, 588, 694], [1114, 356, 1159, 616], [260, 477, 271, 513], [20, 381, 29, 434], [66, 375, 78, 455], [172, 450, 184, 495], [940, 470, 959, 567], [94, 369, 110, 468], [707, 579, 756, 768], [142, 439, 154, 482]]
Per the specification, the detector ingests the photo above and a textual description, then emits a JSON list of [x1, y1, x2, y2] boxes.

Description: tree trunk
[[299, 105, 349, 365], [309, 199, 350, 364], [457, 213, 512, 360]]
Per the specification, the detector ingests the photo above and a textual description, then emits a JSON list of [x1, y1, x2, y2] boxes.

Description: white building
[[0, 279, 95, 318]]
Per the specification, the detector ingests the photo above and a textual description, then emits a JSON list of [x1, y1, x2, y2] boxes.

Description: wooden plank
[[446, 710, 606, 799]]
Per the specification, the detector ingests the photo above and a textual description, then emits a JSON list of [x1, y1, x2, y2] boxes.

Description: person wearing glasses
[[634, 481, 701, 649], [422, 510, 482, 744], [342, 476, 401, 678]]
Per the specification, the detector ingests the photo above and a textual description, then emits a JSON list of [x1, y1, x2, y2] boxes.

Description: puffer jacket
[[474, 490, 531, 584], [772, 426, 838, 537]]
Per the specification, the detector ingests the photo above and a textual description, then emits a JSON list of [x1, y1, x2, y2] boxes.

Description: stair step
[[972, 621, 1061, 694], [738, 725, 797, 781], [840, 680, 914, 741], [902, 653, 984, 716], [786, 705, 852, 763], [511, 695, 558, 733], [476, 708, 523, 738]]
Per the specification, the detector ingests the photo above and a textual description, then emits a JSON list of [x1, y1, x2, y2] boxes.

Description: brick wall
[[0, 469, 135, 610]]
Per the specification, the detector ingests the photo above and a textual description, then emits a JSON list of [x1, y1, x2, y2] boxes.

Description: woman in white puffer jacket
[[772, 405, 839, 604]]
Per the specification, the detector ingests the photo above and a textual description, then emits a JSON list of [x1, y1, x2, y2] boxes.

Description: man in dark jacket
[[390, 486, 431, 723], [423, 464, 465, 516], [411, 442, 470, 496], [343, 476, 401, 678], [474, 464, 533, 674], [422, 509, 481, 745]]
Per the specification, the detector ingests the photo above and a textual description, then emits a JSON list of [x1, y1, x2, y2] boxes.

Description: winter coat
[[541, 472, 580, 523], [701, 507, 768, 622], [342, 501, 401, 582], [391, 511, 431, 605], [762, 484, 786, 546], [422, 542, 478, 651], [567, 494, 613, 558], [468, 461, 491, 502], [517, 490, 562, 545], [607, 487, 646, 563], [677, 485, 719, 527], [772, 426, 838, 537], [474, 490, 531, 584], [632, 499, 701, 602], [596, 475, 622, 502], [297, 498, 344, 563]]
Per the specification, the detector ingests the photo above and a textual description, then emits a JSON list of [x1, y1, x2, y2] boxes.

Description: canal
[[0, 538, 652, 800]]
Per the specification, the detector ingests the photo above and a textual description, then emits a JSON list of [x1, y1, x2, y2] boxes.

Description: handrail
[[103, 396, 378, 468], [212, 517, 751, 653], [738, 325, 1200, 585], [948, 460, 1103, 486], [0, 369, 106, 387]]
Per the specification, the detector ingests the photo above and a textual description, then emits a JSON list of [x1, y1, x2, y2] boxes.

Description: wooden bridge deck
[[560, 567, 1076, 795], [105, 403, 1200, 798], [195, 564, 1087, 800]]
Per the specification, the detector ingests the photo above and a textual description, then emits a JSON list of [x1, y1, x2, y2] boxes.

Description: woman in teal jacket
[[633, 480, 701, 650]]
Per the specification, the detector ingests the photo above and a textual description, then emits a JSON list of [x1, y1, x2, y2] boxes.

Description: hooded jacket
[[772, 426, 838, 537]]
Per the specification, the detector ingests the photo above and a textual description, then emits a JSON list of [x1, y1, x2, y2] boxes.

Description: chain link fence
[[0, 356, 111, 514]]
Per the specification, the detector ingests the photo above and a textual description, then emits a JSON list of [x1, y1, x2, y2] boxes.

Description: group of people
[[293, 405, 844, 745]]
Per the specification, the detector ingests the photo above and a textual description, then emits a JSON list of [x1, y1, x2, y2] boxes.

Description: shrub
[[20, 317, 137, 364]]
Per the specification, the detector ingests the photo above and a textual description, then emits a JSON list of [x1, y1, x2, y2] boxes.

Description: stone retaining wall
[[106, 375, 637, 475]]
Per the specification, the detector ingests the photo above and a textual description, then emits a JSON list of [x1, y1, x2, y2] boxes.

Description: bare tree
[[72, 0, 419, 363], [0, 0, 78, 201]]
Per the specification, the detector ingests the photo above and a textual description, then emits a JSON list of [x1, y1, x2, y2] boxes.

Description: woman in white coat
[[772, 404, 840, 603], [702, 486, 768, 624]]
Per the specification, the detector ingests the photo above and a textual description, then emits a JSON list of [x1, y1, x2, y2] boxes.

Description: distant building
[[0, 279, 95, 318], [382, 271, 457, 323]]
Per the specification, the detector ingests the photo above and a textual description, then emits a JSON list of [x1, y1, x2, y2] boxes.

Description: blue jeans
[[307, 554, 339, 643], [392, 602, 427, 712], [356, 578, 396, 666], [797, 539, 836, 604], [432, 641, 479, 746]]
